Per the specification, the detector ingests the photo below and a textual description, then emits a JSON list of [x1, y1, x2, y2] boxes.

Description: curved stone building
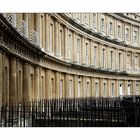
[[0, 13, 140, 106]]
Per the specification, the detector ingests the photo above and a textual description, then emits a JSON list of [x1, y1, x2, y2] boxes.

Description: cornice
[[114, 13, 140, 25]]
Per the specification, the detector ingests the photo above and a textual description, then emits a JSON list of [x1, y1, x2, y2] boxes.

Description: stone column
[[132, 52, 134, 70], [99, 78, 103, 97], [81, 37, 86, 65], [46, 14, 50, 53], [107, 79, 111, 97], [34, 14, 40, 48], [74, 75, 78, 98], [138, 82, 140, 96], [138, 28, 140, 46], [90, 41, 94, 66], [88, 42, 91, 66], [89, 13, 93, 30], [130, 24, 133, 45], [43, 15, 46, 51], [122, 22, 125, 42], [45, 69, 51, 99], [23, 13, 29, 38], [123, 51, 127, 71], [64, 27, 69, 61], [64, 74, 69, 98], [54, 20, 59, 57], [113, 49, 115, 70], [91, 77, 95, 97], [96, 44, 98, 68], [98, 44, 102, 68], [73, 33, 77, 63], [107, 47, 110, 69], [124, 80, 127, 96], [9, 58, 17, 104], [57, 23, 61, 57], [28, 14, 33, 37], [16, 13, 23, 29], [115, 80, 119, 97], [55, 72, 60, 99], [82, 76, 86, 97], [39, 14, 45, 50], [34, 67, 39, 100], [89, 78, 92, 97], [114, 19, 117, 39], [115, 49, 118, 70], [2, 52, 5, 105], [0, 50, 2, 107], [97, 14, 100, 32], [132, 80, 135, 95], [80, 13, 84, 25], [23, 63, 30, 102]]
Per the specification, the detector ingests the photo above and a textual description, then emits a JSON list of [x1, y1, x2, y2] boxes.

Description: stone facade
[[0, 13, 140, 106]]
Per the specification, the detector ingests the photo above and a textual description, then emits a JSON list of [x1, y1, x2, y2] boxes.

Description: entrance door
[[128, 84, 131, 95], [119, 84, 123, 96]]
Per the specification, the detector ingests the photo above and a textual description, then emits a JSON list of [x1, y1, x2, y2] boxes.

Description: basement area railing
[[0, 96, 140, 127]]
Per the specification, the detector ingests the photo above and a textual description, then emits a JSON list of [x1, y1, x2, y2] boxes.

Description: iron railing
[[0, 96, 140, 127], [17, 20, 28, 38], [3, 13, 16, 28], [29, 30, 39, 46]]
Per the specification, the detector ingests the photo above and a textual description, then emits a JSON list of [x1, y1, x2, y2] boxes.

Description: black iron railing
[[0, 96, 140, 127]]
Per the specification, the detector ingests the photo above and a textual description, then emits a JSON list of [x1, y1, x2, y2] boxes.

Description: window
[[0, 31, 3, 41], [125, 28, 129, 41], [119, 53, 121, 70], [128, 84, 131, 95], [134, 56, 138, 69], [50, 23, 54, 53], [100, 18, 105, 32], [68, 34, 72, 59], [117, 25, 121, 38], [31, 74, 34, 99], [95, 83, 98, 97], [109, 22, 113, 35], [84, 14, 87, 22], [69, 80, 73, 98], [86, 43, 89, 65], [68, 13, 72, 17], [51, 78, 54, 99], [103, 83, 106, 97], [112, 83, 115, 97], [76, 13, 80, 22], [133, 31, 137, 43], [136, 84, 139, 95], [127, 54, 131, 69], [60, 30, 63, 56], [86, 82, 89, 97], [94, 47, 97, 66], [60, 80, 63, 98], [93, 14, 96, 28], [77, 13, 80, 20], [41, 15, 44, 49], [119, 84, 123, 96], [110, 51, 113, 69], [18, 71, 22, 101], [102, 49, 105, 68], [78, 81, 81, 97], [84, 14, 87, 26], [77, 38, 81, 62]]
